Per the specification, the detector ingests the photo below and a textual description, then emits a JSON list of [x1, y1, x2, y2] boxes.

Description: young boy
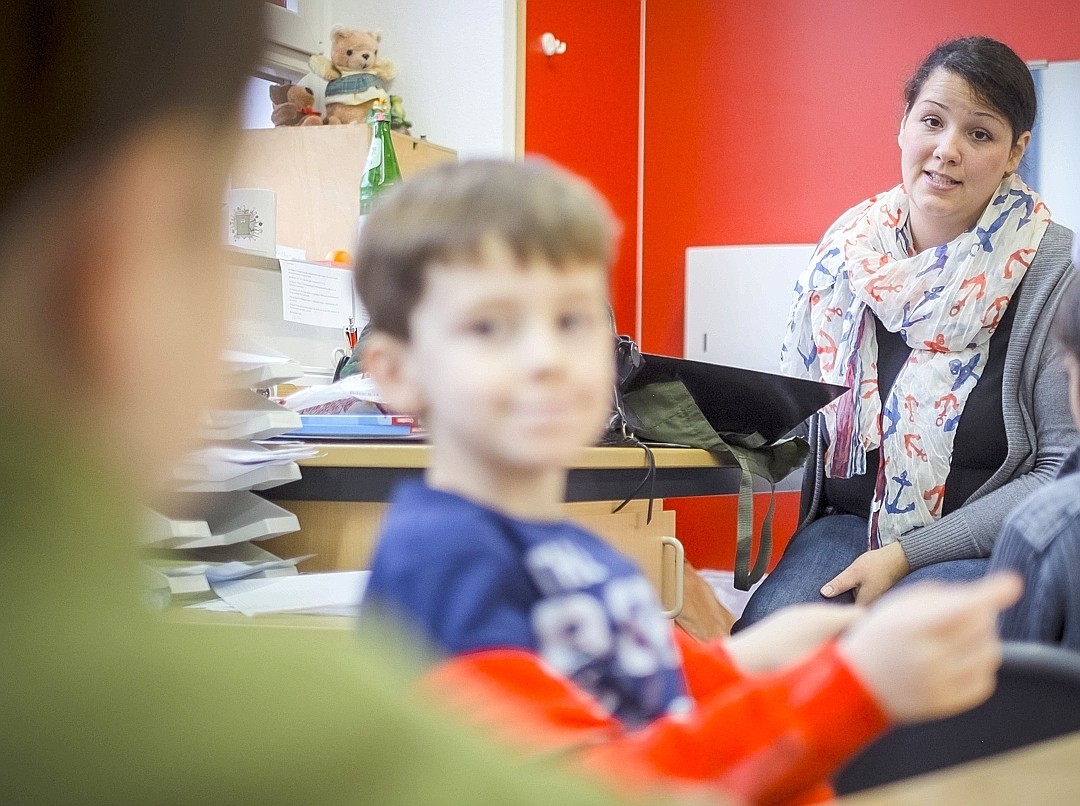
[[987, 243, 1080, 647], [358, 158, 1023, 805]]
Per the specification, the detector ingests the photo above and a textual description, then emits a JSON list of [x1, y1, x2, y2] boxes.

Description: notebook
[[624, 353, 848, 444], [282, 413, 425, 439]]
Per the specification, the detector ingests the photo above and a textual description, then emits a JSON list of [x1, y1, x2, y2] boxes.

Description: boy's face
[[381, 240, 614, 479]]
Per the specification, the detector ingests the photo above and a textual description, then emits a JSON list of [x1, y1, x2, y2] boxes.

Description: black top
[[825, 282, 1020, 519]]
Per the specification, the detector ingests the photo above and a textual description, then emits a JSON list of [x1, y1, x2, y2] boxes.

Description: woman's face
[[898, 68, 1029, 252]]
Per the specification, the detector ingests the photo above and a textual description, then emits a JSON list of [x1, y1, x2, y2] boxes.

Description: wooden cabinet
[[262, 497, 685, 618], [229, 126, 456, 262], [256, 444, 738, 620]]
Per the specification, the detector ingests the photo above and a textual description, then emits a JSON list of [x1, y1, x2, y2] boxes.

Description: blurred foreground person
[[0, 4, 689, 804]]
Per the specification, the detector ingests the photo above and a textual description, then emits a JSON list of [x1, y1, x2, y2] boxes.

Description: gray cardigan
[[799, 221, 1079, 569]]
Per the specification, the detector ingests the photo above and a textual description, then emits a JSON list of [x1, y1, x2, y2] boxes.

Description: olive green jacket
[[0, 416, 671, 805]]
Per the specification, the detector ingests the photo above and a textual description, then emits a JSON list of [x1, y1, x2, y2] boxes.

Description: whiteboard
[[1032, 60, 1080, 237], [684, 244, 814, 372]]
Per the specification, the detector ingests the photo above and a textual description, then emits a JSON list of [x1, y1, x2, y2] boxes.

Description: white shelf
[[222, 335, 304, 389], [143, 566, 212, 597], [150, 491, 299, 549], [227, 247, 280, 272], [176, 461, 301, 494], [143, 541, 300, 599], [227, 360, 304, 390], [141, 506, 212, 545], [202, 389, 302, 441], [148, 337, 307, 609]]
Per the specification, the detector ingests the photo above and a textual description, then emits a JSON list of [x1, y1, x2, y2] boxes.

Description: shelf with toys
[[230, 125, 456, 267], [233, 24, 457, 266]]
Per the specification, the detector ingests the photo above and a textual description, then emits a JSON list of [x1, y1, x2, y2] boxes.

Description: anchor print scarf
[[781, 173, 1051, 546]]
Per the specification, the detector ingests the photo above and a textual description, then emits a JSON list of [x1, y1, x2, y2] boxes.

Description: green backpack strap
[[718, 431, 809, 590], [621, 379, 807, 591], [720, 440, 775, 591]]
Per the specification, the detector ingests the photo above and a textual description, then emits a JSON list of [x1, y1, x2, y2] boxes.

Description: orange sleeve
[[674, 627, 746, 698], [422, 635, 890, 806]]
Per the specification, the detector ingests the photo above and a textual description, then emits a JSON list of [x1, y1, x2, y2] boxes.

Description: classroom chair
[[833, 641, 1080, 795]]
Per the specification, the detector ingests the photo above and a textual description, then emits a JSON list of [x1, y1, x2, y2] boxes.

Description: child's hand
[[838, 573, 1023, 723], [725, 602, 864, 673]]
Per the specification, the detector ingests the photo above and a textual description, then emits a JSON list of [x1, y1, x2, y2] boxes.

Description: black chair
[[833, 641, 1080, 795]]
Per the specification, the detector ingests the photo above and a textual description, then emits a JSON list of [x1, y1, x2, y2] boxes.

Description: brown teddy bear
[[268, 83, 323, 127], [309, 26, 396, 125]]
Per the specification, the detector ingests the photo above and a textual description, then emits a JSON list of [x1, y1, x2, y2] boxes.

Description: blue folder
[[283, 414, 425, 440]]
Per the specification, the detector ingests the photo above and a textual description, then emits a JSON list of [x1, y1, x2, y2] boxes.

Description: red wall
[[525, 0, 1080, 569], [523, 0, 641, 335], [641, 1, 1080, 356]]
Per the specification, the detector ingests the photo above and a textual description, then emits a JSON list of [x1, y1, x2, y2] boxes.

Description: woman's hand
[[821, 541, 910, 605]]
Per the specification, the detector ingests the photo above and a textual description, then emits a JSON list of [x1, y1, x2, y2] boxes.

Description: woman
[[737, 36, 1077, 627], [989, 250, 1080, 649]]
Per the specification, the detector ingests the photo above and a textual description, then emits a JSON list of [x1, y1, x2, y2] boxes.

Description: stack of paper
[[145, 337, 328, 613], [173, 442, 317, 493], [280, 373, 385, 416], [187, 570, 370, 618], [143, 541, 311, 601], [202, 388, 302, 441]]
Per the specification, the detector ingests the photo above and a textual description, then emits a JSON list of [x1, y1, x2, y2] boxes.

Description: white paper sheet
[[280, 259, 356, 329], [208, 571, 370, 617], [174, 443, 318, 484]]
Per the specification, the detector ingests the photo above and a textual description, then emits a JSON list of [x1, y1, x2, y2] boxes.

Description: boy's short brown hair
[[355, 157, 619, 340]]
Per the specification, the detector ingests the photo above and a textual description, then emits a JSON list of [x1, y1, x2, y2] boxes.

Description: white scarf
[[781, 174, 1050, 546]]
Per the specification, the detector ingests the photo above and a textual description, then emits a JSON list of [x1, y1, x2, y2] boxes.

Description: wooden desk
[[260, 442, 741, 503], [259, 443, 740, 614], [838, 731, 1080, 805], [166, 608, 354, 632]]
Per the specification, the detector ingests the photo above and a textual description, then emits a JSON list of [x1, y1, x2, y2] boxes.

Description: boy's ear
[[363, 331, 425, 415]]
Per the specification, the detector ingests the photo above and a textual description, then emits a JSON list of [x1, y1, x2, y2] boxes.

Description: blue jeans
[[732, 513, 989, 632]]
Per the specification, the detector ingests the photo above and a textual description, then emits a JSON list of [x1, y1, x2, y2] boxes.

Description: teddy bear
[[309, 26, 396, 125], [268, 83, 323, 127]]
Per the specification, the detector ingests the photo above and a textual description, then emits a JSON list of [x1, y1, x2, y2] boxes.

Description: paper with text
[[280, 260, 355, 329]]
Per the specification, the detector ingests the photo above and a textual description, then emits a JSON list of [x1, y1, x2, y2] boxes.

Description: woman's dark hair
[[1054, 275, 1080, 361], [903, 36, 1036, 143]]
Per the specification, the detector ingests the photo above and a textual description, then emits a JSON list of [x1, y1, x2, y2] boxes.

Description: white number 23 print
[[532, 576, 677, 678]]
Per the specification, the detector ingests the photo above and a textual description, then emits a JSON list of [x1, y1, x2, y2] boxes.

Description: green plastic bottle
[[359, 99, 402, 217]]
